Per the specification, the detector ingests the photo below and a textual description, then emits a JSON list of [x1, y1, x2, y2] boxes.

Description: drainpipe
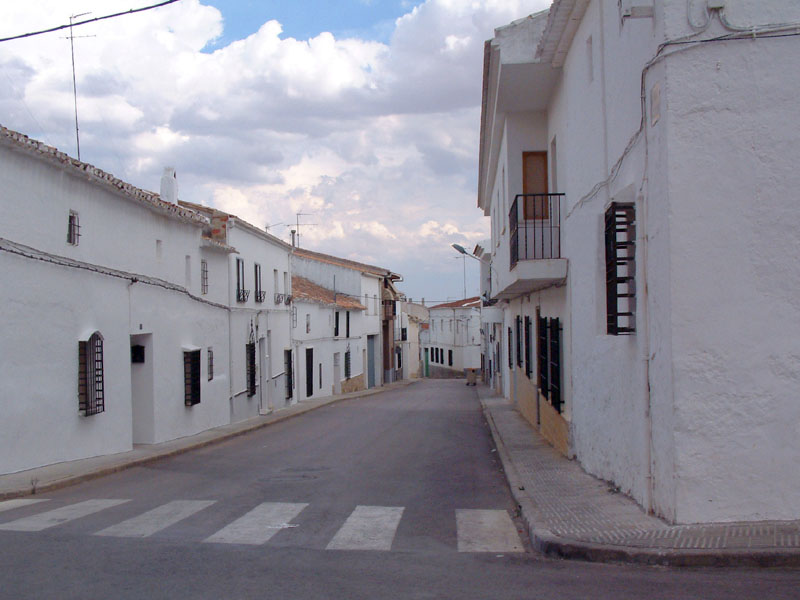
[[641, 190, 655, 516]]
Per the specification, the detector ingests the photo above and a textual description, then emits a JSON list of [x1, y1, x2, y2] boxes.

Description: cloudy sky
[[0, 0, 550, 303]]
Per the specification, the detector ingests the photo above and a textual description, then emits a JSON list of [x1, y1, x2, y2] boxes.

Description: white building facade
[[422, 298, 482, 378], [478, 1, 800, 524]]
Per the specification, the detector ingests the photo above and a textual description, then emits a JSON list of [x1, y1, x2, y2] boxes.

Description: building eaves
[[293, 247, 401, 280], [291, 274, 366, 311], [430, 296, 482, 309], [178, 200, 292, 251], [1, 125, 207, 227], [536, 0, 589, 67], [201, 236, 237, 253]]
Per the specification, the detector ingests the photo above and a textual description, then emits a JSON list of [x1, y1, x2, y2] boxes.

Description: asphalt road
[[0, 379, 798, 599]]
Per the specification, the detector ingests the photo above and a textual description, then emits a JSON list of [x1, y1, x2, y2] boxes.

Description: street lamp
[[451, 243, 495, 304]]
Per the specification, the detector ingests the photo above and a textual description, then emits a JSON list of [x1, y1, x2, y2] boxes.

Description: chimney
[[290, 229, 297, 248], [160, 167, 178, 204]]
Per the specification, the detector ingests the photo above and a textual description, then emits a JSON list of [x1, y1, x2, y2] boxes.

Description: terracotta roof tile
[[293, 247, 400, 279], [430, 297, 482, 309], [292, 275, 366, 310]]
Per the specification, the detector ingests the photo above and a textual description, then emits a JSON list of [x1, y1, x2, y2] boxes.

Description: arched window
[[79, 332, 105, 416]]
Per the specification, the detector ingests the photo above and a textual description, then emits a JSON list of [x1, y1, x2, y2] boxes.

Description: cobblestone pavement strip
[[478, 388, 800, 567]]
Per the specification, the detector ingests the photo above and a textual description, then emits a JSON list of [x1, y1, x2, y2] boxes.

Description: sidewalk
[[0, 379, 417, 501], [478, 386, 800, 568]]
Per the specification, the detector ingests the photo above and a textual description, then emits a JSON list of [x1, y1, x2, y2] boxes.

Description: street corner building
[[0, 125, 404, 477], [477, 1, 800, 524], [421, 298, 482, 380]]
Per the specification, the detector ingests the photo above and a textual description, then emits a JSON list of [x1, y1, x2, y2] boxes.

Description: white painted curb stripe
[[327, 505, 405, 551], [0, 499, 49, 514], [204, 502, 308, 545], [0, 499, 129, 532], [95, 500, 216, 538], [456, 509, 523, 553]]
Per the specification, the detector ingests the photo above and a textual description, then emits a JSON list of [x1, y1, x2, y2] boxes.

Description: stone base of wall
[[538, 395, 571, 457], [427, 365, 464, 379], [341, 374, 366, 394]]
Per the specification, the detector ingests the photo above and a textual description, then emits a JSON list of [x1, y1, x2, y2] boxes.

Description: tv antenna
[[63, 12, 95, 160], [294, 212, 317, 248]]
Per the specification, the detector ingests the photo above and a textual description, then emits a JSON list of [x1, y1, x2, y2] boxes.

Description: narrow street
[[0, 380, 797, 599]]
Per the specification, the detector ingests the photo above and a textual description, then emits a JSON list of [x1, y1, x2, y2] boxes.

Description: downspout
[[227, 254, 234, 422]]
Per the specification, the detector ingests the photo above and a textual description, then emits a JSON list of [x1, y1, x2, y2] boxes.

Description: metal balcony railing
[[509, 193, 564, 269], [255, 290, 267, 303], [237, 288, 250, 302]]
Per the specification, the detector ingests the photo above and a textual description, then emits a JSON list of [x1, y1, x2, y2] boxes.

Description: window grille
[[78, 332, 104, 416], [605, 202, 636, 335], [67, 211, 80, 245], [246, 342, 256, 396], [537, 315, 548, 398], [448, 349, 453, 367], [184, 349, 201, 406], [207, 347, 214, 381], [201, 259, 209, 295], [515, 316, 523, 367], [507, 327, 513, 369], [236, 258, 249, 302], [536, 315, 563, 414], [401, 327, 408, 341], [254, 263, 265, 303], [524, 316, 532, 378], [344, 350, 351, 379]]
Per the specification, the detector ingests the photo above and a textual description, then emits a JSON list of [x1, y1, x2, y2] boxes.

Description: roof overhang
[[536, 0, 590, 67]]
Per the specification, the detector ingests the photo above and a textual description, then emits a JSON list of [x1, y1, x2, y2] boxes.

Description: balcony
[[236, 288, 250, 303], [255, 290, 267, 303], [495, 194, 567, 299]]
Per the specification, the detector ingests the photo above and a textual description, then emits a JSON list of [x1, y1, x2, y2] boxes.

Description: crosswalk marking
[[0, 499, 49, 514], [0, 499, 129, 532], [455, 509, 523, 553], [204, 502, 308, 545], [95, 500, 216, 538], [326, 505, 405, 551]]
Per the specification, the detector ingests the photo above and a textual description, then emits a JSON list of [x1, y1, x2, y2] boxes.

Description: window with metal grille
[[401, 327, 407, 341], [536, 315, 563, 414], [524, 316, 532, 378], [246, 342, 256, 396], [78, 332, 104, 416], [448, 349, 453, 367], [344, 350, 351, 379], [201, 259, 208, 295], [236, 258, 249, 302], [184, 349, 201, 406], [254, 263, 265, 303], [207, 347, 214, 381], [507, 327, 513, 369], [605, 202, 636, 335], [515, 316, 523, 367], [334, 311, 340, 337], [67, 211, 80, 245]]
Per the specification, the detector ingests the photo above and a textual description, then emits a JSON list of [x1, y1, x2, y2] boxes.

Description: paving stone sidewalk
[[478, 388, 800, 567], [0, 380, 417, 501]]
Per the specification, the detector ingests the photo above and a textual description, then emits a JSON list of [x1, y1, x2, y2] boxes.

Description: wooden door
[[522, 152, 548, 219]]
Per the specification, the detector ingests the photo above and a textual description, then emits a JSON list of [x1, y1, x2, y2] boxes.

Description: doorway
[[367, 335, 376, 388], [130, 334, 154, 444]]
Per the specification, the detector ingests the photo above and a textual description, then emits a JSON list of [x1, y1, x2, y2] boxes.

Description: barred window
[[524, 316, 532, 378], [207, 347, 214, 381], [67, 211, 80, 245], [605, 202, 636, 335], [344, 350, 351, 379], [537, 315, 563, 414], [515, 316, 523, 367], [78, 332, 104, 416], [201, 259, 209, 295], [246, 342, 256, 396], [236, 258, 249, 302], [184, 349, 201, 406], [508, 327, 513, 369], [448, 349, 453, 367]]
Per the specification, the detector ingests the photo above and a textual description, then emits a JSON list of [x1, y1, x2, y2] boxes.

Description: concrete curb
[[480, 399, 800, 568], [1, 380, 418, 501]]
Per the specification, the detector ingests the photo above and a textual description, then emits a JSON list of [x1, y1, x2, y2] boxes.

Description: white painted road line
[[456, 509, 524, 553], [204, 502, 308, 545], [0, 499, 49, 514], [0, 499, 130, 532], [326, 505, 405, 551], [95, 500, 216, 538]]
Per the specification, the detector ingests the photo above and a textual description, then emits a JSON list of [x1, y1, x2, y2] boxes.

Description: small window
[[236, 259, 249, 302], [246, 342, 256, 396], [306, 313, 311, 334], [524, 316, 532, 378], [605, 202, 636, 335], [208, 347, 214, 381], [334, 311, 340, 337], [344, 350, 351, 379], [508, 327, 513, 369], [516, 316, 523, 367], [401, 327, 408, 341], [319, 363, 322, 389], [448, 349, 453, 367], [254, 263, 265, 303], [346, 311, 350, 337], [184, 349, 201, 406], [67, 211, 80, 245], [201, 259, 209, 295], [78, 332, 104, 416]]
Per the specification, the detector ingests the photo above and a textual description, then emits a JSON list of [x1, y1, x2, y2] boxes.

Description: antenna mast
[[66, 12, 94, 160], [294, 212, 317, 248]]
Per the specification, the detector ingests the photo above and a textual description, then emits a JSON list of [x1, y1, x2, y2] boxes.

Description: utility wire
[[0, 0, 182, 43]]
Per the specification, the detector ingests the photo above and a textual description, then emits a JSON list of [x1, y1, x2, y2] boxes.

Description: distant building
[[395, 301, 429, 380], [422, 298, 482, 379]]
